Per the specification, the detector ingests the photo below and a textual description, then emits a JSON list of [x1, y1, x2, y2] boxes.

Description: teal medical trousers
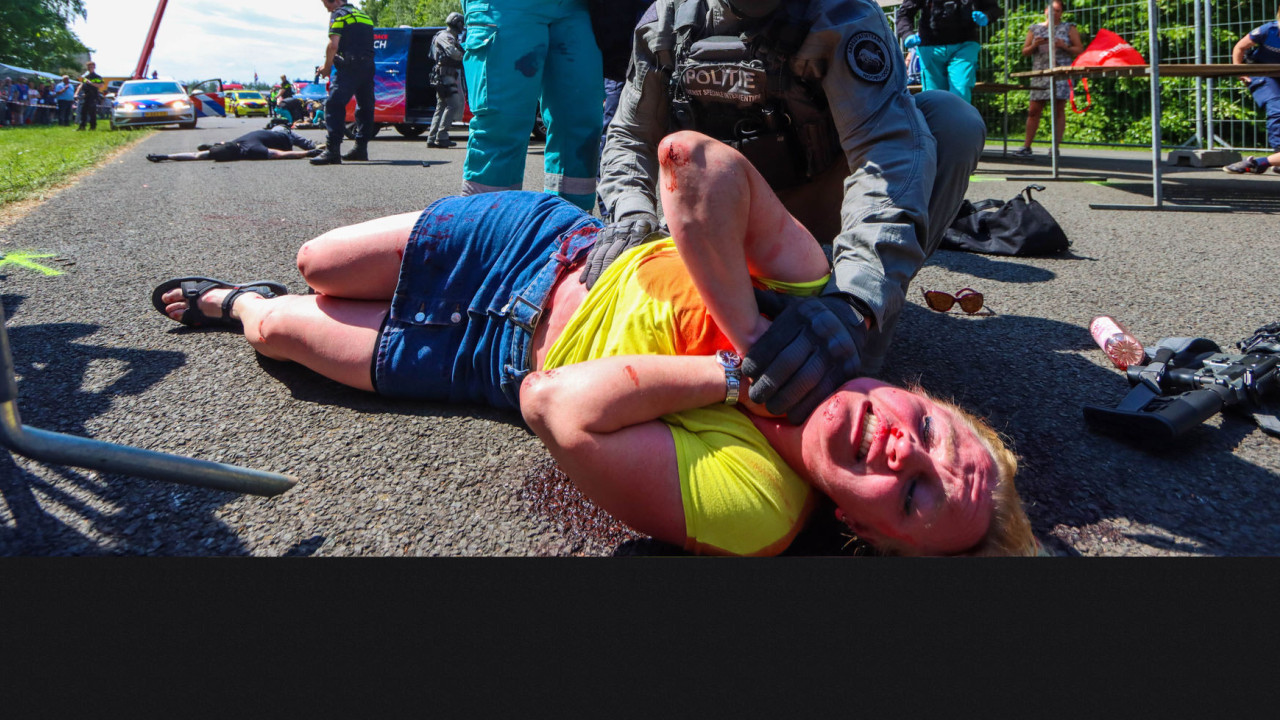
[[461, 0, 604, 211], [918, 41, 980, 103]]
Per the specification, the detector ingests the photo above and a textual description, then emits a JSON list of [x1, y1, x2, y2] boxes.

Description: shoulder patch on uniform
[[845, 31, 891, 83]]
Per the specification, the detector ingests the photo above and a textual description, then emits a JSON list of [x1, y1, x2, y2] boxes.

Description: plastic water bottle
[[1090, 315, 1145, 370]]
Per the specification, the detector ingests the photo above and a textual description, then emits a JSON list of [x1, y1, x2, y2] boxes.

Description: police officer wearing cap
[[427, 12, 465, 149], [313, 0, 376, 165], [589, 0, 986, 424]]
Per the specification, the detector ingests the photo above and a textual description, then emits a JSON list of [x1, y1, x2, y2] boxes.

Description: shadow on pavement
[[1107, 176, 1280, 213], [253, 352, 528, 431], [926, 248, 1062, 284], [0, 294, 251, 556], [339, 160, 435, 167], [979, 151, 1156, 181]]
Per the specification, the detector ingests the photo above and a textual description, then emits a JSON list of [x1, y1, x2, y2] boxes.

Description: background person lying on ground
[[146, 125, 324, 162], [152, 132, 1034, 557]]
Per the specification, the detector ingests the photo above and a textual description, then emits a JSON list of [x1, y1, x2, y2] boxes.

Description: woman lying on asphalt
[[146, 122, 324, 163], [152, 131, 1035, 556]]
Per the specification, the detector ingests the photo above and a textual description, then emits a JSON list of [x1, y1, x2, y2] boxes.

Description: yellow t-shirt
[[542, 239, 827, 556]]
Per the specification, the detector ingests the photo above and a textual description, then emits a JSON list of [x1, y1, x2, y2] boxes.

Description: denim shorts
[[374, 192, 601, 410]]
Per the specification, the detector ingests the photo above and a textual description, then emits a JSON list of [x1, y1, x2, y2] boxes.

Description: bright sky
[[70, 0, 334, 84]]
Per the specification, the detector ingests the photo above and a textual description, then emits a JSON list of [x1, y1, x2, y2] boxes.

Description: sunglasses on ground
[[921, 287, 995, 316]]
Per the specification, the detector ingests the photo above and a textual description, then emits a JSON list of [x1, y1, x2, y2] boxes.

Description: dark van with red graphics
[[337, 26, 461, 139]]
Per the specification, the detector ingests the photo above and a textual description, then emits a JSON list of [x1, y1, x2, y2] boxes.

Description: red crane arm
[[133, 0, 170, 79]]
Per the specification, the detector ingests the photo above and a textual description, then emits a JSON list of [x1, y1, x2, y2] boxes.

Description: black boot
[[342, 144, 369, 161], [310, 148, 342, 165]]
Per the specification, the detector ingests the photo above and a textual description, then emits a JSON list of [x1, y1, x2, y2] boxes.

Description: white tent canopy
[[0, 62, 68, 82]]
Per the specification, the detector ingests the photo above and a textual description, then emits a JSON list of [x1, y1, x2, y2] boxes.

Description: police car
[[110, 78, 196, 130]]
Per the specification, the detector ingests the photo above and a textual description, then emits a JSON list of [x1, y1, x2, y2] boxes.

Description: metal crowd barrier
[[0, 303, 297, 497]]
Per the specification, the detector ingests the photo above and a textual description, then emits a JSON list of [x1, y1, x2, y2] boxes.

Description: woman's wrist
[[739, 315, 772, 355]]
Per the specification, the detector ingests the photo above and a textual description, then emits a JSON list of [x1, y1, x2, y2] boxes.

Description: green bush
[[972, 0, 1272, 147]]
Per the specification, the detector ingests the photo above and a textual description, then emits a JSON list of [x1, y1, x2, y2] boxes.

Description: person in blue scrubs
[[459, 0, 605, 211]]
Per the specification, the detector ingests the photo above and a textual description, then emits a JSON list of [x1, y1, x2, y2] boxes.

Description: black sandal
[[151, 276, 289, 329]]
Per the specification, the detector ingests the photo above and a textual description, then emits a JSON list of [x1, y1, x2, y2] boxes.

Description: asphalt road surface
[[2, 116, 1277, 556]]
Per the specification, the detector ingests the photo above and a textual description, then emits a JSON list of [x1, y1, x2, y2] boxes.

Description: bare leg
[[160, 151, 210, 161], [296, 210, 421, 300], [159, 287, 384, 392], [1052, 99, 1067, 144], [265, 149, 318, 160], [1023, 100, 1045, 148], [656, 131, 829, 354]]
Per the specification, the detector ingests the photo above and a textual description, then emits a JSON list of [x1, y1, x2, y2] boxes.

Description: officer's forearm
[[827, 129, 931, 331], [598, 126, 662, 221], [828, 207, 926, 333], [323, 36, 339, 70], [822, 63, 930, 330], [598, 65, 670, 220]]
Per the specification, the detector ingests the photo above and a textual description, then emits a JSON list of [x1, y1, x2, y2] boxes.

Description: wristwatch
[[716, 350, 743, 406]]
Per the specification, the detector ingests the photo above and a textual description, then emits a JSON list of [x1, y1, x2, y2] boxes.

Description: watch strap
[[716, 350, 742, 406]]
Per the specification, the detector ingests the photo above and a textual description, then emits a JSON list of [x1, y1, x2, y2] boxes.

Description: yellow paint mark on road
[[0, 252, 65, 276]]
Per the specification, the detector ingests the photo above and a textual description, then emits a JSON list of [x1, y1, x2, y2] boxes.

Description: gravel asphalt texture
[[1, 116, 1277, 556]]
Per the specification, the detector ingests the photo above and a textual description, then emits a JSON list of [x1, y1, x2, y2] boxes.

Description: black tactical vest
[[666, 0, 841, 190]]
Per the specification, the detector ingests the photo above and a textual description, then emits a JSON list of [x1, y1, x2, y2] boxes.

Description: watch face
[[717, 349, 742, 368]]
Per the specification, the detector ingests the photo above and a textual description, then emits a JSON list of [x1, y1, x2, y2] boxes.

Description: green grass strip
[[0, 125, 155, 206]]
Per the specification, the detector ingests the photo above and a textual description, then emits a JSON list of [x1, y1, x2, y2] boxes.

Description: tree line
[[360, 0, 463, 27], [0, 0, 90, 74]]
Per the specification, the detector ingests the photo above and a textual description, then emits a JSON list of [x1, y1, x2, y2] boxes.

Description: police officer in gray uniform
[[589, 0, 986, 423], [427, 12, 466, 148]]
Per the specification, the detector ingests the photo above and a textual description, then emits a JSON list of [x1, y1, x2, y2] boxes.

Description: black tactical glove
[[579, 212, 661, 290], [743, 290, 869, 424]]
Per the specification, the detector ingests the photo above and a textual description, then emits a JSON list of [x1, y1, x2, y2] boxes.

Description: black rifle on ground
[[1083, 322, 1280, 447]]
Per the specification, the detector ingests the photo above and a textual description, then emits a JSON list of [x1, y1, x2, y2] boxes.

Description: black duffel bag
[[940, 184, 1071, 256]]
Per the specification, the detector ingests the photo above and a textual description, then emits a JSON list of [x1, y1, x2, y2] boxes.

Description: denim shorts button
[[451, 312, 462, 323], [414, 312, 426, 323]]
